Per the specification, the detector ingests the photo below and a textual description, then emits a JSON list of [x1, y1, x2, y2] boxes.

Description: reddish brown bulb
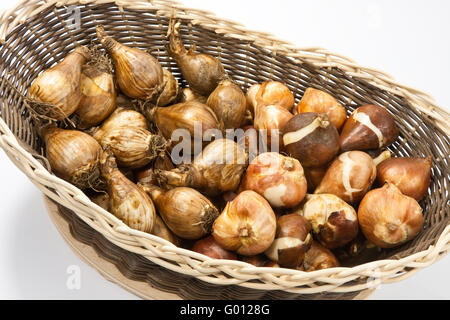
[[340, 105, 399, 152], [282, 113, 340, 168], [376, 157, 432, 201], [192, 236, 237, 260]]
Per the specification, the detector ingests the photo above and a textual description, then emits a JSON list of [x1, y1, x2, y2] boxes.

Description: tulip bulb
[[168, 20, 228, 96], [358, 183, 423, 248], [245, 83, 261, 116], [212, 191, 277, 256], [265, 214, 312, 268], [140, 184, 219, 240], [340, 105, 399, 152], [192, 236, 237, 260], [282, 113, 340, 168], [240, 255, 280, 268], [240, 152, 307, 208], [96, 25, 164, 100], [42, 126, 102, 190], [206, 80, 246, 129], [301, 241, 340, 272], [301, 194, 359, 249], [315, 151, 377, 204], [376, 157, 432, 201], [75, 64, 117, 129], [254, 104, 294, 149], [100, 149, 156, 233], [304, 166, 328, 193], [28, 46, 91, 120], [255, 81, 295, 112], [157, 139, 248, 196], [297, 88, 347, 130]]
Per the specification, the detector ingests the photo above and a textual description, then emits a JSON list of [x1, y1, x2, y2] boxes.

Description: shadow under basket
[[0, 0, 449, 300]]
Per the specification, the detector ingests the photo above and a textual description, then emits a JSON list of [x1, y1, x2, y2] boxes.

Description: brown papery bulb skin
[[192, 236, 237, 260], [141, 184, 220, 240], [147, 101, 221, 144], [301, 240, 340, 272], [28, 46, 91, 120], [96, 25, 164, 100], [135, 152, 175, 186], [301, 194, 359, 249], [153, 215, 181, 246], [212, 191, 277, 256], [240, 255, 280, 268], [265, 214, 312, 269], [75, 66, 117, 129], [297, 88, 347, 130], [43, 127, 101, 190], [240, 153, 307, 208], [282, 113, 340, 168], [157, 139, 248, 196], [154, 68, 179, 107], [315, 151, 376, 204], [376, 157, 432, 202], [254, 104, 294, 150], [255, 81, 295, 112], [340, 105, 399, 152], [178, 87, 208, 104], [168, 20, 228, 97], [94, 126, 165, 169], [100, 149, 156, 233], [93, 107, 148, 141], [358, 183, 423, 249], [206, 80, 246, 129], [246, 83, 261, 116]]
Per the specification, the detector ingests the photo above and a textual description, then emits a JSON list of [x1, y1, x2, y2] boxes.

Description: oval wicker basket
[[0, 0, 449, 300]]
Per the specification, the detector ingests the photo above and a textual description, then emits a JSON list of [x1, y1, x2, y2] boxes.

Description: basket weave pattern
[[0, 0, 449, 297]]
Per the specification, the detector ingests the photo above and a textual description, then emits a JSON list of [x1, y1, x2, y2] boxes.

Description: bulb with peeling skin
[[212, 191, 277, 256], [239, 152, 307, 208], [301, 194, 359, 249], [255, 81, 295, 112], [282, 113, 340, 168], [315, 151, 377, 204], [301, 240, 340, 272], [254, 104, 294, 150], [340, 105, 399, 152], [265, 214, 312, 269]]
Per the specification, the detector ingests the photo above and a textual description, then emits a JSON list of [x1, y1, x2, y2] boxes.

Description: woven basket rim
[[0, 0, 449, 295]]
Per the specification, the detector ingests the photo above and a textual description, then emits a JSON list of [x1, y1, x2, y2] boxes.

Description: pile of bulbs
[[29, 20, 433, 272]]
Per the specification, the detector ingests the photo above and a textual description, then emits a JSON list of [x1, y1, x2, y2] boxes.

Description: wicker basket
[[0, 0, 449, 300]]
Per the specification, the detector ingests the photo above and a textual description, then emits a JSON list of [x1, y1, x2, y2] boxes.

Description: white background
[[0, 0, 449, 300]]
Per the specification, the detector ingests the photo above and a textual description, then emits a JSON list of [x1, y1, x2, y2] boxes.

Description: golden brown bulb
[[156, 139, 248, 196], [75, 65, 117, 130], [167, 20, 228, 96], [96, 25, 164, 100], [206, 80, 246, 129], [100, 149, 156, 233], [254, 104, 294, 150], [255, 81, 295, 112], [28, 46, 91, 120], [140, 184, 219, 240], [42, 126, 101, 190], [154, 68, 179, 107]]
